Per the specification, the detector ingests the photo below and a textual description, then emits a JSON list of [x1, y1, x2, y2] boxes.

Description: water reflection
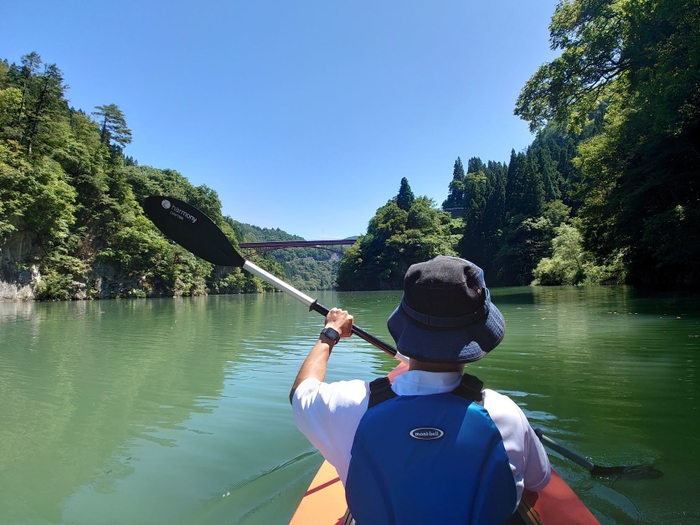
[[0, 295, 317, 524], [0, 287, 698, 524]]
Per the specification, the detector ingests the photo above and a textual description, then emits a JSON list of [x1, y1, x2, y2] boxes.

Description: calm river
[[1, 286, 698, 524]]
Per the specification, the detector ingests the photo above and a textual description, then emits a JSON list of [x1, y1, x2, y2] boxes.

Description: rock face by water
[[0, 246, 203, 302], [0, 280, 36, 301], [0, 266, 154, 302], [0, 225, 154, 301], [0, 254, 151, 302], [0, 263, 40, 301]]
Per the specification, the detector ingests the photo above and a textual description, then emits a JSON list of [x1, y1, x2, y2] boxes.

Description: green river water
[[0, 286, 698, 524]]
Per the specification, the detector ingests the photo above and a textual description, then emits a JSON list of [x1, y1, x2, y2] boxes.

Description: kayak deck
[[290, 461, 599, 525], [290, 460, 347, 525]]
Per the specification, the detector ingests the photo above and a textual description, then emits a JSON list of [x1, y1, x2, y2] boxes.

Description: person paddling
[[291, 256, 551, 524]]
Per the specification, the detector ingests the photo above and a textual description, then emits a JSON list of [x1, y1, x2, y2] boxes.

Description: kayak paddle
[[143, 195, 406, 362], [535, 429, 663, 479], [144, 196, 664, 480]]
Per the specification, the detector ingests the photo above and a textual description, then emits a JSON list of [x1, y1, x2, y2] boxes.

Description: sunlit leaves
[[516, 0, 700, 286], [515, 0, 629, 133], [338, 181, 457, 290]]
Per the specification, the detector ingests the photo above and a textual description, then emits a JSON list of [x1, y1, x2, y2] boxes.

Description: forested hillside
[[0, 53, 320, 300], [339, 0, 699, 291], [230, 220, 344, 291], [338, 177, 462, 290], [515, 0, 700, 288], [337, 119, 622, 290]]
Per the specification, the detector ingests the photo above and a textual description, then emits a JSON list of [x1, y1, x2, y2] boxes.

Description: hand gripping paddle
[[143, 196, 406, 361]]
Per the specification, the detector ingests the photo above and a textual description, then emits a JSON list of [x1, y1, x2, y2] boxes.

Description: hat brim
[[386, 301, 505, 363]]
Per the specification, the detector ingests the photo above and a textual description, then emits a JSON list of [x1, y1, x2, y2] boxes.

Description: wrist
[[319, 326, 340, 348]]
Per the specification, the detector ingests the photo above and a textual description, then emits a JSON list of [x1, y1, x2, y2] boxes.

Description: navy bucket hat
[[387, 256, 505, 363]]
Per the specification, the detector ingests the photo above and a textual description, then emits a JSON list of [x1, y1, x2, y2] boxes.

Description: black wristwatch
[[319, 327, 340, 345]]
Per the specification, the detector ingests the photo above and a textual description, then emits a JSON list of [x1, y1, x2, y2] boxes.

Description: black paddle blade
[[143, 196, 245, 267], [590, 464, 664, 480]]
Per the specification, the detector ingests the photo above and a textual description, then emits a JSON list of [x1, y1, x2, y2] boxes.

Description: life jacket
[[345, 374, 516, 525]]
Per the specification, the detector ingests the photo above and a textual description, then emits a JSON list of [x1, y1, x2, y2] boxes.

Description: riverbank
[[0, 266, 270, 302], [0, 280, 35, 301], [0, 264, 41, 301], [0, 266, 171, 302]]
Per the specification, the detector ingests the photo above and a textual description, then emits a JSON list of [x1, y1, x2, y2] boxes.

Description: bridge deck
[[238, 239, 356, 249]]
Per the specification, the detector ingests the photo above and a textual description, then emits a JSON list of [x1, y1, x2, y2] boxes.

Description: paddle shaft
[[143, 196, 406, 362], [537, 432, 595, 472], [243, 260, 316, 306], [243, 260, 406, 361]]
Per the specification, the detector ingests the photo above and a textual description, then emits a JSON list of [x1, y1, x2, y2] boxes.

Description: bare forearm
[[289, 338, 334, 403], [289, 308, 353, 404]]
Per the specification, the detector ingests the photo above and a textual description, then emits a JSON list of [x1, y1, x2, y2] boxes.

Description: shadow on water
[[175, 450, 321, 525]]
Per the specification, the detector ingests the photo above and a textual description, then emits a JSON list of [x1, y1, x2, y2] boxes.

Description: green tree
[[467, 157, 485, 174], [338, 180, 456, 290], [0, 87, 22, 136], [92, 104, 132, 150], [514, 0, 627, 133], [396, 177, 415, 211], [515, 0, 700, 287], [0, 142, 76, 252], [442, 157, 466, 210], [456, 169, 490, 265], [482, 162, 508, 235], [505, 149, 545, 219], [533, 222, 623, 285], [532, 223, 588, 285], [0, 59, 9, 86], [24, 62, 67, 156], [493, 215, 554, 286], [16, 52, 41, 130]]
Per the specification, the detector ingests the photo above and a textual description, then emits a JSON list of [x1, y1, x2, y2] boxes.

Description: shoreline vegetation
[[2, 0, 698, 302]]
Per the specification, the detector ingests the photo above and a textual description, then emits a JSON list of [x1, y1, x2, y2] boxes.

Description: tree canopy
[[92, 104, 132, 150], [515, 0, 700, 287], [338, 179, 459, 290]]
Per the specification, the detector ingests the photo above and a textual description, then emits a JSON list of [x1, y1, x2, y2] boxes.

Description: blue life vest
[[345, 375, 516, 525]]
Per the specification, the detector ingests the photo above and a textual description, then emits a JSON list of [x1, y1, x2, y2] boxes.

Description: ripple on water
[[1, 290, 699, 525]]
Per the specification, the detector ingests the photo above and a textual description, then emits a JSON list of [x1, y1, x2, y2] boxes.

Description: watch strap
[[320, 327, 340, 345]]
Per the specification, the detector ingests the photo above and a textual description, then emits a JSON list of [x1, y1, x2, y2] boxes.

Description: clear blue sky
[[1, 0, 558, 240]]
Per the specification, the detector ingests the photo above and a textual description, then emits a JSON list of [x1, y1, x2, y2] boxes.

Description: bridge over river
[[238, 239, 356, 256]]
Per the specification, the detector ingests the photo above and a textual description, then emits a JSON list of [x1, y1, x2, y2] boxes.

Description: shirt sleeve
[[291, 377, 369, 483], [483, 390, 551, 497]]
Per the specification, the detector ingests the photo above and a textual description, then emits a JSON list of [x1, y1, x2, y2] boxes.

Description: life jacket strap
[[451, 373, 484, 403], [367, 377, 397, 408], [368, 373, 484, 408]]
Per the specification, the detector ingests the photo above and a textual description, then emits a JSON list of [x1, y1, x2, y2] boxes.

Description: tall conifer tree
[[396, 177, 415, 211]]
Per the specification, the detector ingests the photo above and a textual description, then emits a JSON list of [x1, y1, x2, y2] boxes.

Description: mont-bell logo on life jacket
[[409, 427, 445, 441]]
